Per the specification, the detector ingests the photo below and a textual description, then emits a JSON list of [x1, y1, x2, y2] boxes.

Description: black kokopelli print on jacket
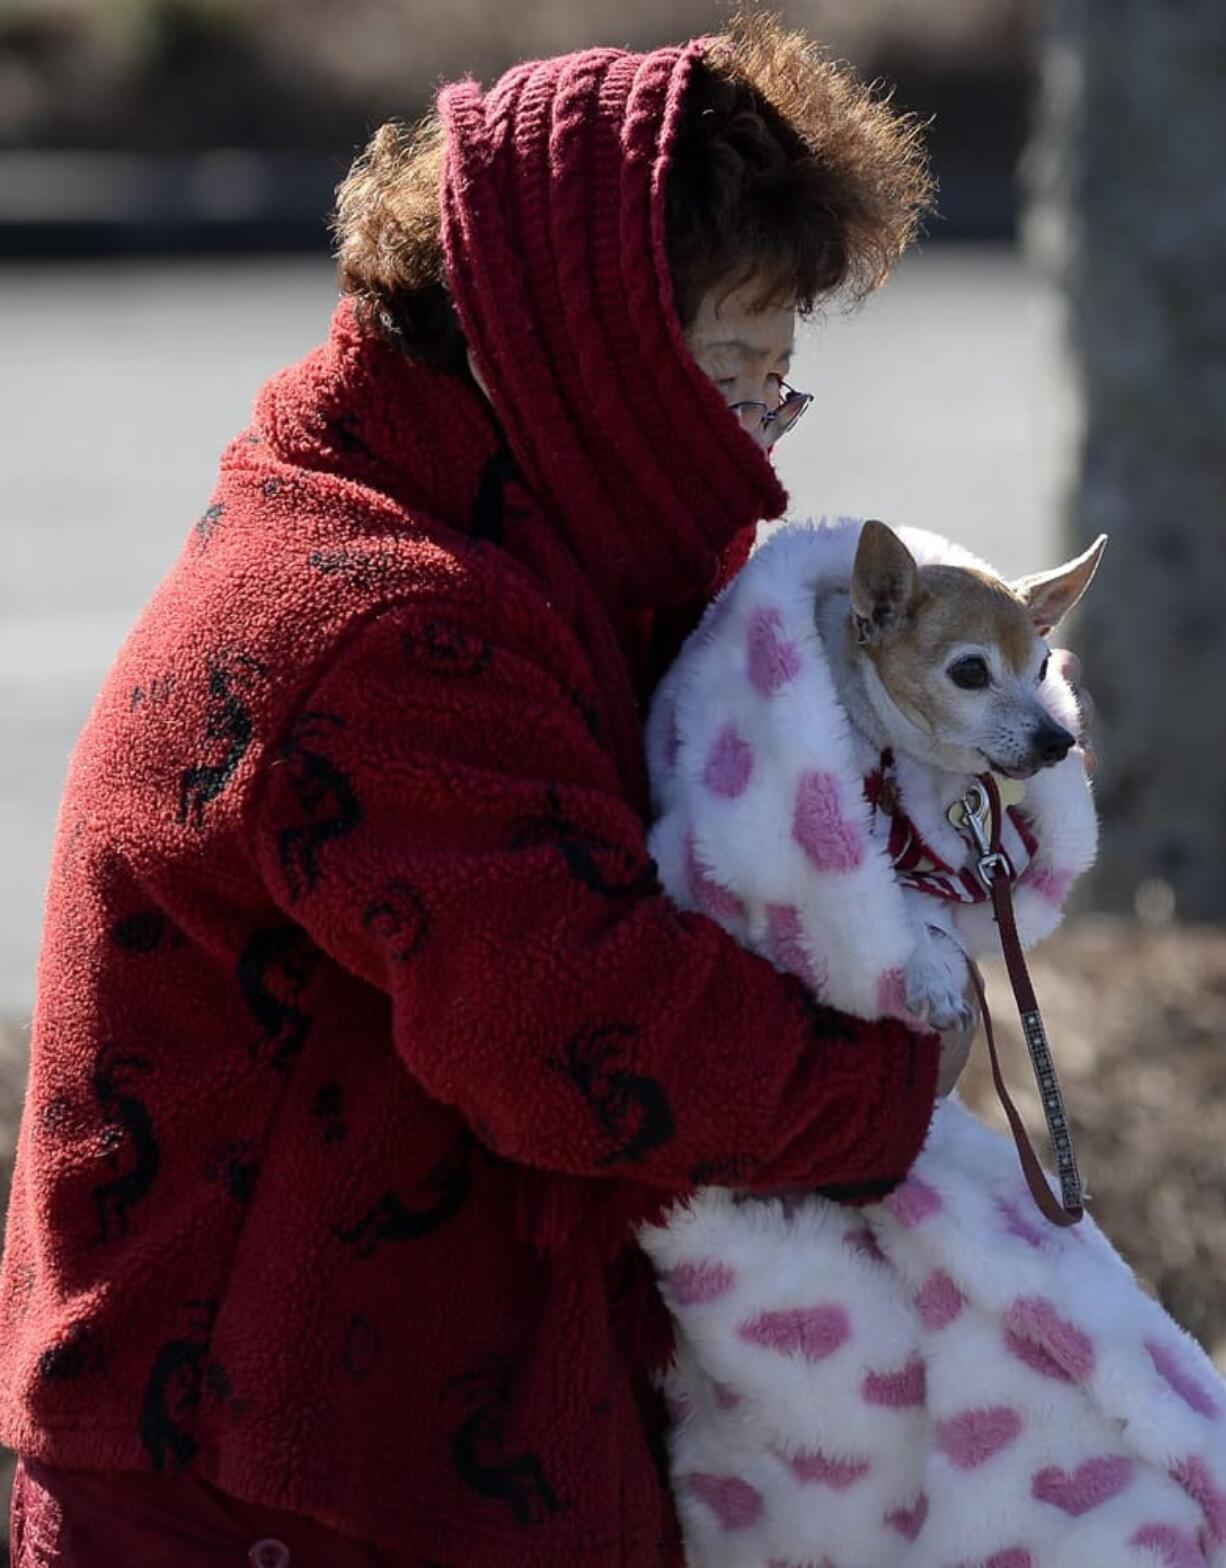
[[92, 1046, 161, 1243], [334, 1137, 472, 1258], [329, 410, 375, 461], [275, 711, 363, 902], [237, 925, 320, 1071], [400, 619, 493, 680], [548, 1023, 674, 1168], [509, 788, 659, 900], [177, 651, 266, 827], [37, 1323, 105, 1382], [110, 910, 168, 953], [363, 880, 429, 963], [444, 1354, 565, 1526], [194, 502, 225, 546], [138, 1301, 232, 1474], [308, 547, 396, 590]]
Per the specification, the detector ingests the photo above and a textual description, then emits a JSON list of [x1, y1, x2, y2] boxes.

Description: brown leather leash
[[953, 774, 1085, 1227]]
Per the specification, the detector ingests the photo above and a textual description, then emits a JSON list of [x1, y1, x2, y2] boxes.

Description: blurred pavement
[[1, 244, 1066, 1020]]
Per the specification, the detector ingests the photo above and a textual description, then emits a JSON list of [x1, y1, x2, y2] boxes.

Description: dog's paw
[[904, 928, 972, 1033]]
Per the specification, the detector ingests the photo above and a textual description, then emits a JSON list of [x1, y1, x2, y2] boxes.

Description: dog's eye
[[1038, 655, 1050, 684], [948, 656, 990, 691]]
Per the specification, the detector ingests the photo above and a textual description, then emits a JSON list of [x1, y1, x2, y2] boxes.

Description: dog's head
[[847, 519, 1107, 778]]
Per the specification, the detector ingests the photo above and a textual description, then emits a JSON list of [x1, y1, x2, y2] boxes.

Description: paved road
[[0, 245, 1066, 1017]]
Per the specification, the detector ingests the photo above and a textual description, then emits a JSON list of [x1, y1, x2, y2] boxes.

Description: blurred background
[[1, 0, 1224, 1553]]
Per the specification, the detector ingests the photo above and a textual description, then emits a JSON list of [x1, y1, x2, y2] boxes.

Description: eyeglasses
[[730, 381, 813, 447]]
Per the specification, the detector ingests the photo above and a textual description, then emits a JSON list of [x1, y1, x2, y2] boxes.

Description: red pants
[[10, 1456, 416, 1566]]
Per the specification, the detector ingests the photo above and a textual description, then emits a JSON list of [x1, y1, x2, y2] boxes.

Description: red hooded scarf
[[438, 39, 789, 611]]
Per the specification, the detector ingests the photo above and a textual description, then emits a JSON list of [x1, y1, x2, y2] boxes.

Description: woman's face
[[685, 276, 796, 444]]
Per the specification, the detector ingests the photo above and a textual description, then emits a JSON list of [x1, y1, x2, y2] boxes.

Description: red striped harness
[[863, 749, 1038, 905]]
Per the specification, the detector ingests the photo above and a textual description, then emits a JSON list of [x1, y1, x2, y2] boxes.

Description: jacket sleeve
[[245, 597, 938, 1199]]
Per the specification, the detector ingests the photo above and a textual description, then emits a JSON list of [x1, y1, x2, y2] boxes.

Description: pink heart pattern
[[661, 1259, 737, 1306], [1171, 1455, 1226, 1546], [703, 722, 755, 799], [1004, 1296, 1096, 1383], [1031, 1455, 1134, 1516], [996, 1196, 1047, 1251], [746, 605, 802, 695], [685, 1471, 764, 1531], [936, 1406, 1023, 1470], [793, 770, 865, 873], [1019, 862, 1074, 907], [737, 1304, 852, 1363], [712, 1381, 742, 1411], [862, 1356, 927, 1409], [764, 902, 826, 992], [782, 1447, 871, 1490], [843, 1223, 886, 1264], [684, 832, 745, 923], [952, 1552, 1033, 1568], [915, 1269, 965, 1330], [1147, 1338, 1220, 1419], [1130, 1523, 1205, 1568], [884, 1491, 928, 1542], [885, 1174, 943, 1229]]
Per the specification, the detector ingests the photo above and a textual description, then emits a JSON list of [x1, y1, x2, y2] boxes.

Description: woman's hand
[[937, 956, 984, 1099], [936, 976, 979, 1098], [1049, 649, 1097, 772]]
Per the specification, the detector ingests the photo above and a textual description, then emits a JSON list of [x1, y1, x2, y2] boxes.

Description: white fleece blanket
[[639, 518, 1226, 1568]]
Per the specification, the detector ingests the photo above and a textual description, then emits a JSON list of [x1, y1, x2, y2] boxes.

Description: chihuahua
[[815, 519, 1107, 1032]]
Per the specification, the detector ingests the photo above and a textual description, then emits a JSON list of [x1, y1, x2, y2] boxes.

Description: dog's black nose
[[1032, 721, 1075, 766]]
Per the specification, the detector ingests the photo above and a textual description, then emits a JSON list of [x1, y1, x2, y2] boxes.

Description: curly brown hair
[[332, 12, 933, 371]]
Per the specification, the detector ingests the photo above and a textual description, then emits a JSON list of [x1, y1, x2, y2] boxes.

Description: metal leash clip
[[952, 781, 1011, 890]]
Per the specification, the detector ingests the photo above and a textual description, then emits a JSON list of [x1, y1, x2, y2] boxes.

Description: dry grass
[[964, 918, 1226, 1361]]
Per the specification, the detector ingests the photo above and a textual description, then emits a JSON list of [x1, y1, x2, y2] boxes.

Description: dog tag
[[994, 776, 1027, 810]]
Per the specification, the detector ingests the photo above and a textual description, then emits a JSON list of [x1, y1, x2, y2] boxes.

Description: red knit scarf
[[437, 40, 789, 612]]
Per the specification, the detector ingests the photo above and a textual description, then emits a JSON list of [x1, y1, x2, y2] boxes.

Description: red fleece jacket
[[0, 42, 939, 1568]]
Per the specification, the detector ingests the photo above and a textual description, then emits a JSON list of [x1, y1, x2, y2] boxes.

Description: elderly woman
[[0, 16, 950, 1566]]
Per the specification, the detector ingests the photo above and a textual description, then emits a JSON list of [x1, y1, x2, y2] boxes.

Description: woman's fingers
[[936, 980, 979, 1098]]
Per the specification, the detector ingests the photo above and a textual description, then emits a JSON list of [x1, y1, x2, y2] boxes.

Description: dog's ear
[[1010, 534, 1108, 636], [850, 520, 924, 646]]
